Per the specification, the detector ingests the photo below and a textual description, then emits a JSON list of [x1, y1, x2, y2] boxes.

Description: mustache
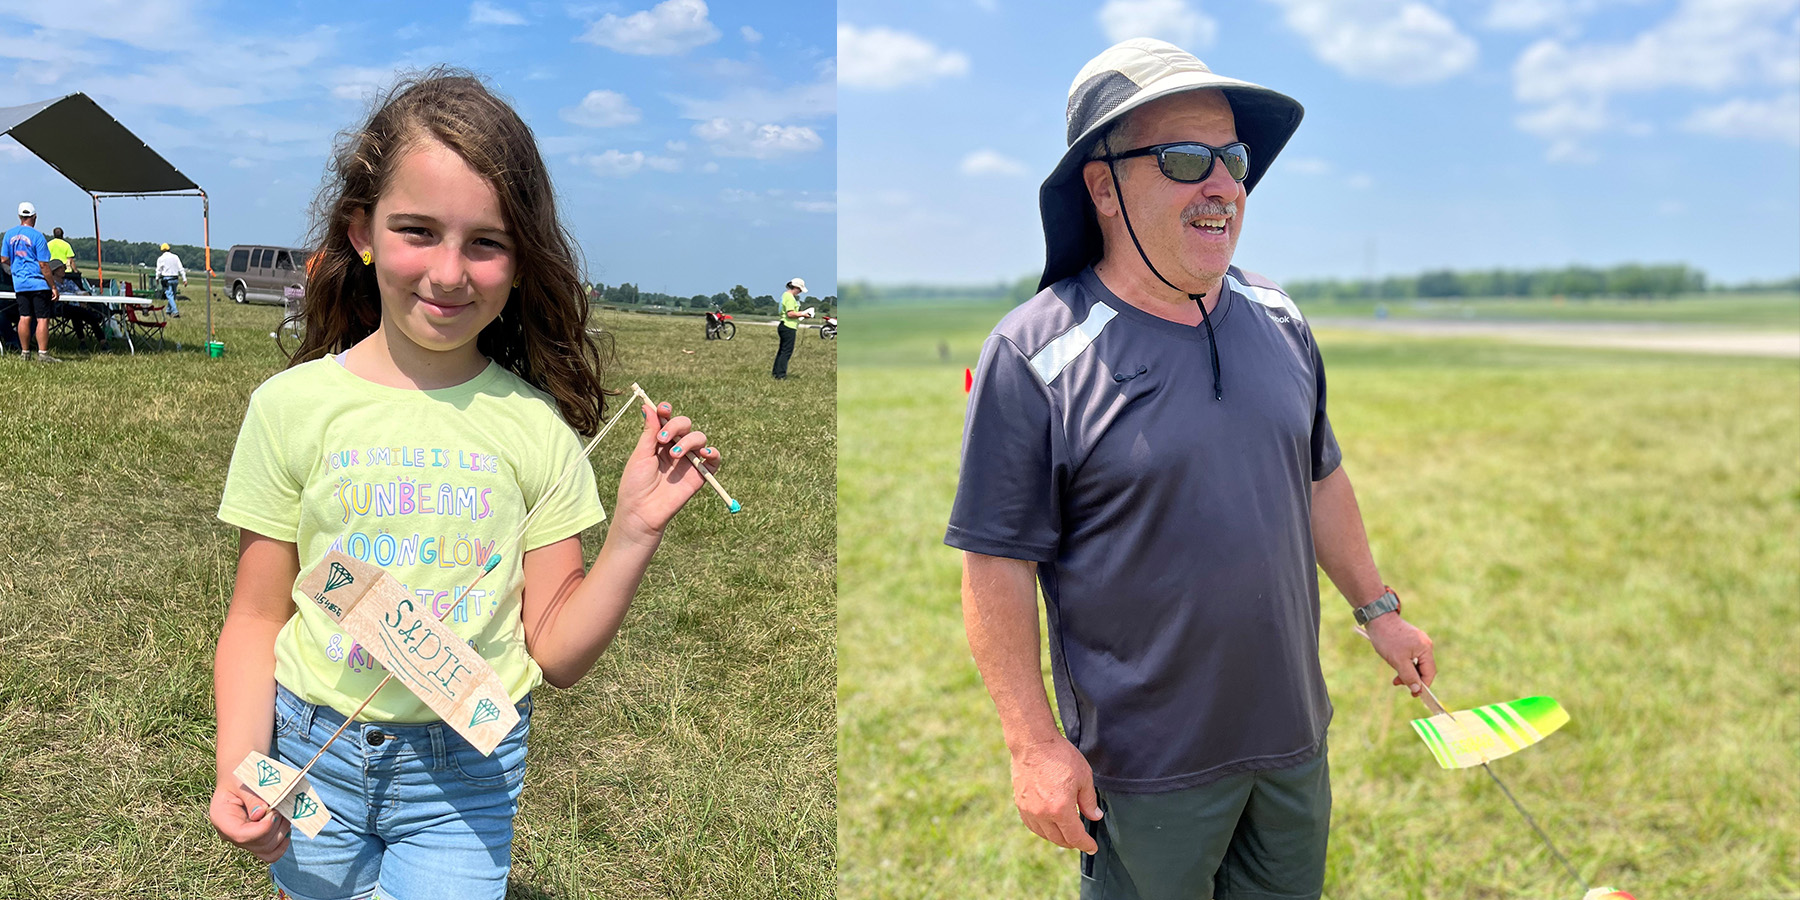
[[1182, 200, 1237, 221]]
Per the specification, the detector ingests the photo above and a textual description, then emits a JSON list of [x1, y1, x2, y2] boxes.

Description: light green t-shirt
[[218, 357, 605, 723], [46, 238, 73, 265], [779, 291, 800, 330]]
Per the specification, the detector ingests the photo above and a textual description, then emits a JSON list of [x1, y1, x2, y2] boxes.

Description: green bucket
[[206, 340, 225, 358]]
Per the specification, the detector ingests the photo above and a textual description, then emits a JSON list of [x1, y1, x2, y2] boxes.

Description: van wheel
[[231, 282, 247, 304]]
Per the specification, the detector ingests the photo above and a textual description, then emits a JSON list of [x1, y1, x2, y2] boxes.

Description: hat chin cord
[[1107, 159, 1223, 401]]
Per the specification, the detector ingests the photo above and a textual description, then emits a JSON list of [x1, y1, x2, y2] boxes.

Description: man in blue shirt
[[6, 201, 61, 362]]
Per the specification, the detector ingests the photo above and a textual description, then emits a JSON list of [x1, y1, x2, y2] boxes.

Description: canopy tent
[[0, 92, 215, 344]]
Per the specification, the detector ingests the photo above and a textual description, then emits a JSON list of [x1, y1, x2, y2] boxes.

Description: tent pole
[[91, 193, 103, 287], [201, 189, 212, 347]]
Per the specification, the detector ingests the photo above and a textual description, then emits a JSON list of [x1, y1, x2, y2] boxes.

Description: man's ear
[[1083, 160, 1120, 220]]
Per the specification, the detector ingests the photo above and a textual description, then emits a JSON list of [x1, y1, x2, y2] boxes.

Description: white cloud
[[1480, 0, 1651, 34], [669, 78, 835, 123], [330, 66, 395, 102], [837, 25, 970, 90], [469, 1, 527, 26], [575, 149, 680, 176], [229, 157, 255, 168], [578, 0, 721, 55], [1683, 93, 1800, 144], [741, 25, 762, 43], [794, 199, 836, 213], [1098, 0, 1218, 48], [560, 90, 642, 128], [1346, 173, 1374, 189], [1284, 157, 1333, 175], [701, 161, 720, 173], [1266, 0, 1478, 85], [692, 118, 823, 157], [665, 139, 689, 152], [959, 149, 1029, 176], [721, 188, 759, 202], [3, 0, 202, 49], [1512, 0, 1800, 158]]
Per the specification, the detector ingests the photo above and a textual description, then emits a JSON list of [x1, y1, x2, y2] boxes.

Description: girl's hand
[[209, 780, 290, 864], [612, 401, 722, 543]]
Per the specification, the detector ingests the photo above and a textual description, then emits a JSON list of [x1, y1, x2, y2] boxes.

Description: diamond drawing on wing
[[292, 794, 319, 819], [470, 698, 501, 728], [256, 760, 281, 787]]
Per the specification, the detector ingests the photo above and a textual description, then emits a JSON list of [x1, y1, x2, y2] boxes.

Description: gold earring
[[512, 275, 521, 288], [360, 249, 372, 265]]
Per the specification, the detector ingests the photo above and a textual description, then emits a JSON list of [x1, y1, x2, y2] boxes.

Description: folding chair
[[124, 292, 170, 351]]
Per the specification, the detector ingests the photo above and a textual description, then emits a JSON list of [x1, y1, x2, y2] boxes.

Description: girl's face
[[350, 139, 516, 358]]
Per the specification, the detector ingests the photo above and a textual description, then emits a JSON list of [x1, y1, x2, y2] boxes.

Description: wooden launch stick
[[630, 382, 740, 513]]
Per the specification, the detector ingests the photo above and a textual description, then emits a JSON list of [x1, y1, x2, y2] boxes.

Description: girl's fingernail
[[671, 445, 683, 455], [658, 431, 668, 440]]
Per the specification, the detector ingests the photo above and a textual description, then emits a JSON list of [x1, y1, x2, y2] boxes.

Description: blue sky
[[839, 0, 1800, 286], [0, 0, 835, 298]]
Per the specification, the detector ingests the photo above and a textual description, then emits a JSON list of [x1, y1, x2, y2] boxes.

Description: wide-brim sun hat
[[160, 243, 171, 251], [1038, 38, 1304, 291], [787, 277, 806, 292]]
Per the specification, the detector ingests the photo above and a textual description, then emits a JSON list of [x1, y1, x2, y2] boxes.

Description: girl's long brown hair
[[288, 68, 613, 435]]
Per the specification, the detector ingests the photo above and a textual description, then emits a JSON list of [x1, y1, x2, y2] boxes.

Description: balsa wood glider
[[1354, 624, 1632, 898]]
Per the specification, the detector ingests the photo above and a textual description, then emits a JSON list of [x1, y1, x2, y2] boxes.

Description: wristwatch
[[1353, 587, 1402, 627]]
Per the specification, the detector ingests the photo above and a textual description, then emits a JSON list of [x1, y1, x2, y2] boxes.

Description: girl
[[207, 71, 721, 898]]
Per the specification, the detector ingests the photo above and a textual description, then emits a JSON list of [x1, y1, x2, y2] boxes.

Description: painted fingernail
[[659, 430, 668, 440], [670, 445, 683, 455], [704, 447, 714, 455]]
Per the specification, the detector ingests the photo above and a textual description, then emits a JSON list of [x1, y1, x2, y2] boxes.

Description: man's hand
[[1364, 613, 1435, 697], [1010, 735, 1103, 853]]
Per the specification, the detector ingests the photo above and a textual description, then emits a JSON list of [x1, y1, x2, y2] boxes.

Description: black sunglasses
[[1100, 141, 1251, 184]]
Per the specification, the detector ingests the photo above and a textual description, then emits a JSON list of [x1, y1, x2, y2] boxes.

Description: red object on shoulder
[[964, 367, 972, 393]]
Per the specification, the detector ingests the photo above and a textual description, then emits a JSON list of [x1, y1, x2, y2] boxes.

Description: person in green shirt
[[772, 276, 811, 379], [45, 228, 83, 292]]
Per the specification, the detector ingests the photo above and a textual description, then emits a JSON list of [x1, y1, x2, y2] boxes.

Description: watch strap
[[1354, 588, 1402, 626]]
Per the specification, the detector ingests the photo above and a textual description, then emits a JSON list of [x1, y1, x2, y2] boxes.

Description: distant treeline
[[846, 264, 1798, 305], [63, 238, 218, 270], [592, 282, 836, 316], [1288, 263, 1709, 301]]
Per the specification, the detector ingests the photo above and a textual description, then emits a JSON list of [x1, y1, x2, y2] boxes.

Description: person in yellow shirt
[[45, 228, 83, 293], [772, 276, 812, 379]]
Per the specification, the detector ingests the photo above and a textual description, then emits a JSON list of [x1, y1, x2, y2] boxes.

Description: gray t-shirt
[[946, 265, 1342, 793]]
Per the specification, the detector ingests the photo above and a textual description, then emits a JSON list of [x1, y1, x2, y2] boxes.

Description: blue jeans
[[160, 276, 180, 316], [268, 683, 532, 900]]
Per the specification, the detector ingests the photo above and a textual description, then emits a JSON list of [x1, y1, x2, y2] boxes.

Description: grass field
[[837, 299, 1800, 899], [0, 296, 835, 898]]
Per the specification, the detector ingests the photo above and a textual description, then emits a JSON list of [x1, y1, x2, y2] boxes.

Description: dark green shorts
[[1079, 744, 1331, 900]]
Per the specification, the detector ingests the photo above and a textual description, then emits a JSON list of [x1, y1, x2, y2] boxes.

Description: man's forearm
[[961, 552, 1064, 754], [1310, 466, 1385, 608]]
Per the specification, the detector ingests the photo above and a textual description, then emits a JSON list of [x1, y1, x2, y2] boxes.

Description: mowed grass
[[837, 301, 1800, 899], [0, 294, 835, 899]]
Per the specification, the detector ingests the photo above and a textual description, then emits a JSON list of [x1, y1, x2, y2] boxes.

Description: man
[[6, 201, 61, 362], [45, 227, 85, 293], [771, 276, 811, 379], [946, 39, 1435, 900], [155, 241, 186, 317]]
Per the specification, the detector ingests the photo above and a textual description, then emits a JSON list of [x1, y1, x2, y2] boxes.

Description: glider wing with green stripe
[[1408, 695, 1569, 769]]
